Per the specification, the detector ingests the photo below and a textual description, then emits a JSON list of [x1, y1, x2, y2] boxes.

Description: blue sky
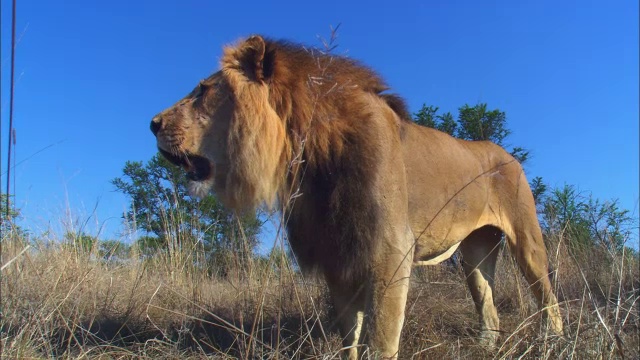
[[0, 0, 638, 245]]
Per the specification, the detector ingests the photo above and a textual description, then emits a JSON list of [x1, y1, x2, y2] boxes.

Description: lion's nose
[[150, 116, 162, 136]]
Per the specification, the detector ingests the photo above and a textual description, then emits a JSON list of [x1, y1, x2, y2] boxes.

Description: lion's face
[[150, 73, 235, 199], [150, 36, 289, 209]]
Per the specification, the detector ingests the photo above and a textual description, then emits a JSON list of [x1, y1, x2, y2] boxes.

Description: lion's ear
[[237, 35, 274, 83]]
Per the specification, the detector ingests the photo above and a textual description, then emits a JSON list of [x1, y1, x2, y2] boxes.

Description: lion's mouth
[[158, 148, 212, 182]]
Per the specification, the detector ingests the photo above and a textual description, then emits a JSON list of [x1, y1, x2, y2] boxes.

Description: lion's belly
[[411, 223, 473, 263], [413, 240, 461, 265], [408, 192, 491, 263]]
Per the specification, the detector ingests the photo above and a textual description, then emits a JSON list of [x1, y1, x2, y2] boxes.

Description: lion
[[150, 35, 563, 359]]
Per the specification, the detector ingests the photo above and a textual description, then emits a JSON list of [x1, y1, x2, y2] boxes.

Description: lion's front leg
[[326, 278, 366, 360], [360, 230, 414, 359]]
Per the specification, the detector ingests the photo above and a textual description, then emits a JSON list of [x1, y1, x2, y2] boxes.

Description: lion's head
[[151, 36, 289, 210], [151, 35, 401, 211]]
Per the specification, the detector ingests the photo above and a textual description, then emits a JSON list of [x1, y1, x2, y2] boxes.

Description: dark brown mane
[[218, 35, 412, 281], [227, 38, 411, 281], [262, 38, 412, 122]]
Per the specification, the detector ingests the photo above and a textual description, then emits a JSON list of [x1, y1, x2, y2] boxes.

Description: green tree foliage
[[413, 105, 457, 137], [0, 194, 27, 240], [413, 103, 530, 164], [456, 103, 509, 144], [437, 112, 458, 137], [135, 234, 166, 257], [413, 105, 438, 129], [64, 231, 97, 254], [529, 176, 548, 207], [509, 147, 530, 166], [99, 239, 131, 260], [535, 181, 636, 252], [112, 154, 262, 266], [61, 230, 132, 261]]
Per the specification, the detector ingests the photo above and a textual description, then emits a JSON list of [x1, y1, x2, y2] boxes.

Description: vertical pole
[[6, 0, 17, 222]]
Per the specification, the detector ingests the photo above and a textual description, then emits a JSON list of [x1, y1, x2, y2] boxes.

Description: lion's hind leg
[[460, 225, 503, 347], [489, 162, 563, 337], [499, 179, 564, 336], [503, 223, 564, 336]]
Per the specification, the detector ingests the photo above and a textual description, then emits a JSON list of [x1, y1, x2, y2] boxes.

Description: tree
[[99, 240, 131, 260], [456, 103, 509, 144], [539, 183, 636, 252], [413, 104, 438, 129], [64, 231, 97, 254], [413, 103, 530, 165], [529, 176, 547, 207], [541, 184, 592, 248], [580, 196, 634, 251], [0, 194, 27, 240], [437, 112, 458, 137], [413, 104, 457, 136], [112, 154, 262, 268]]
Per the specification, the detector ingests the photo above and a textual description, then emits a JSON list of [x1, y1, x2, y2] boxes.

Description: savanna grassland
[[1, 221, 638, 359]]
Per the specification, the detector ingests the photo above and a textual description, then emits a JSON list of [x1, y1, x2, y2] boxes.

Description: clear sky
[[0, 0, 638, 244]]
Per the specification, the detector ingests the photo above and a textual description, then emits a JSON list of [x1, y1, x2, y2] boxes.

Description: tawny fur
[[151, 35, 563, 359]]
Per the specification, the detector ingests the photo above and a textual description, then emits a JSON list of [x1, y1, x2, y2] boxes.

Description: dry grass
[[1, 227, 638, 359]]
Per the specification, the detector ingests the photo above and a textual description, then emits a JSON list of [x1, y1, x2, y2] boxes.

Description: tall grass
[[1, 218, 638, 359]]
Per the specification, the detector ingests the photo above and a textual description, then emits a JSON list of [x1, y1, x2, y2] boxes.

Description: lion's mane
[[220, 37, 410, 280]]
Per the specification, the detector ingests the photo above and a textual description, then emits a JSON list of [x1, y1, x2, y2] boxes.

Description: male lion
[[150, 35, 563, 359]]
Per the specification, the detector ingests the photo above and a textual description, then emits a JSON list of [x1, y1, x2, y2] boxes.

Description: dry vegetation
[[1, 225, 638, 359]]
